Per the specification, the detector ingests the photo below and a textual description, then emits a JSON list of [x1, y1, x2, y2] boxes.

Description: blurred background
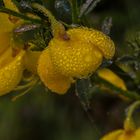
[[0, 0, 140, 140]]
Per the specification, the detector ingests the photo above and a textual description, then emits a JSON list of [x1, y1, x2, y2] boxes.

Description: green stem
[[12, 77, 38, 101], [124, 101, 140, 131], [31, 3, 67, 38], [69, 0, 79, 23], [0, 7, 42, 24], [95, 76, 140, 100], [127, 101, 140, 121]]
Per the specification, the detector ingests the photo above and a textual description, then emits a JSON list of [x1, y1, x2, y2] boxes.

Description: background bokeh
[[0, 0, 140, 140]]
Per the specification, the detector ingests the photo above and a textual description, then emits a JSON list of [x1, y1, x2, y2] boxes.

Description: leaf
[[75, 78, 92, 110], [75, 78, 97, 124], [116, 55, 136, 63], [79, 0, 101, 18], [101, 17, 112, 35], [14, 24, 40, 33]]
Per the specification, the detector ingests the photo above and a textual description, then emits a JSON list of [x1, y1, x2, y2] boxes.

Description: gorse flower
[[38, 48, 72, 94], [0, 0, 38, 97], [101, 101, 140, 140], [0, 0, 25, 95], [33, 3, 115, 94], [0, 48, 25, 95], [49, 27, 115, 78], [101, 129, 140, 140], [0, 2, 115, 96]]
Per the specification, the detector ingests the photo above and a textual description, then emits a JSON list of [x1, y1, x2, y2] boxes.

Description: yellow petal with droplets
[[68, 27, 115, 59], [101, 130, 123, 140], [0, 48, 25, 96], [49, 33, 103, 78], [24, 50, 41, 74], [37, 48, 72, 94]]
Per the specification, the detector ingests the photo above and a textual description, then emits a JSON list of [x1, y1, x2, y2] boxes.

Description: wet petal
[[49, 34, 103, 78], [0, 48, 25, 95], [68, 27, 115, 59], [38, 48, 72, 94]]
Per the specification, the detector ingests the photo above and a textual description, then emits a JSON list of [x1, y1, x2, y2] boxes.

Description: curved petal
[[118, 132, 135, 140], [101, 130, 123, 140], [49, 36, 103, 78], [98, 68, 127, 91], [38, 48, 72, 94], [0, 0, 23, 32], [3, 0, 19, 12], [0, 48, 25, 95], [68, 28, 115, 59], [134, 128, 140, 140], [24, 50, 41, 74], [0, 13, 14, 32]]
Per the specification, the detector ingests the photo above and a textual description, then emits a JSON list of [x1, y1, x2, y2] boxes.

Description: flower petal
[[0, 48, 25, 95], [68, 27, 115, 59], [118, 132, 135, 140], [24, 50, 41, 74], [134, 128, 140, 140], [0, 32, 11, 55], [38, 48, 72, 94], [0, 13, 14, 32], [98, 68, 127, 91], [3, 0, 19, 12], [101, 130, 123, 140], [49, 34, 103, 78]]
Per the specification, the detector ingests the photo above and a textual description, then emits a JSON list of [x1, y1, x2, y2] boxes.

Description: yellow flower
[[49, 27, 112, 78], [38, 28, 115, 94], [0, 0, 22, 32], [38, 27, 115, 94], [0, 47, 25, 95], [34, 3, 115, 94], [38, 48, 72, 94], [0, 0, 21, 55], [101, 101, 140, 140], [0, 0, 26, 95], [101, 129, 140, 140]]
